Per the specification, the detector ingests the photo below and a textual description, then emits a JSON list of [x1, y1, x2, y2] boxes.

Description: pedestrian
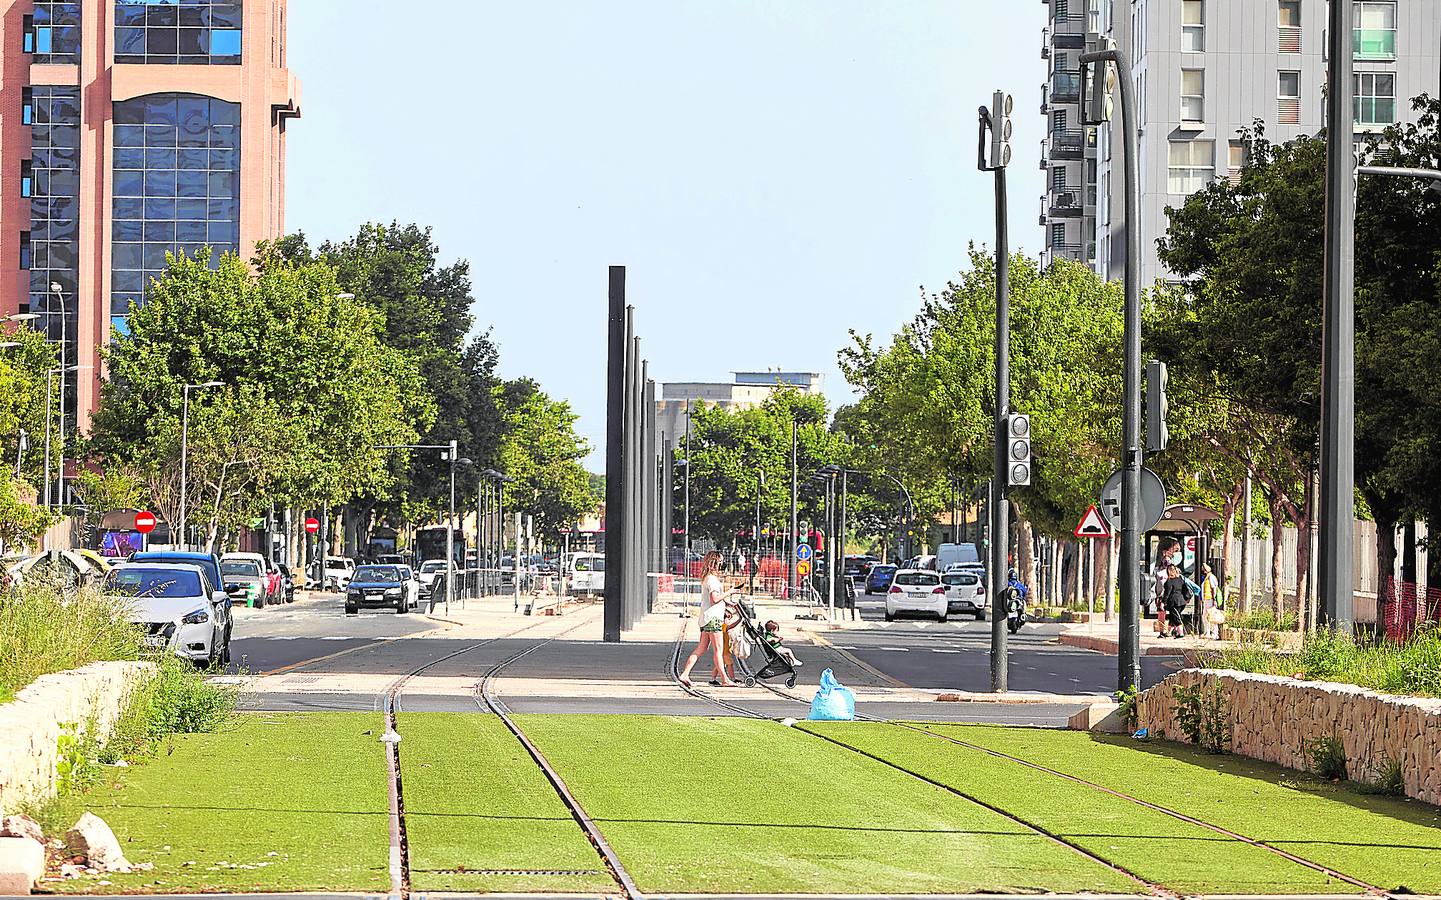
[[1200, 563, 1222, 639], [1161, 564, 1189, 638], [678, 551, 738, 688]]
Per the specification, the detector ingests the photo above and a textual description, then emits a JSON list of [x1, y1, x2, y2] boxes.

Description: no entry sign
[[133, 511, 157, 534], [304, 517, 320, 534]]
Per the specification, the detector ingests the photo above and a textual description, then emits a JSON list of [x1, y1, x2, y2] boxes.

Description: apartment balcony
[[1040, 84, 1049, 114], [1051, 71, 1081, 103], [1048, 242, 1085, 260], [1052, 10, 1086, 35], [1049, 128, 1085, 159], [1048, 190, 1084, 218], [1041, 27, 1050, 59]]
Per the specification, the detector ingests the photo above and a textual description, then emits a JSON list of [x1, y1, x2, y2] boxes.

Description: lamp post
[[45, 284, 69, 507], [374, 442, 469, 611], [751, 469, 764, 594], [817, 465, 843, 620], [676, 456, 691, 603], [178, 380, 224, 549]]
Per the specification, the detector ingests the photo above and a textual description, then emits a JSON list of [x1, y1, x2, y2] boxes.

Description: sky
[[285, 1, 1046, 468]]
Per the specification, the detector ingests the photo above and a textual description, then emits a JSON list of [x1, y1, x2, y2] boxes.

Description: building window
[[1181, 0, 1204, 52], [114, 1, 244, 66], [21, 88, 33, 125], [27, 86, 81, 340], [1278, 71, 1301, 124], [1050, 223, 1067, 249], [19, 232, 32, 270], [1354, 1, 1396, 60], [20, 160, 32, 198], [30, 3, 82, 64], [1278, 0, 1301, 52], [1227, 141, 1247, 184], [1355, 72, 1396, 125], [1181, 69, 1204, 121], [111, 94, 241, 321], [1052, 166, 1067, 190], [1168, 140, 1214, 194]]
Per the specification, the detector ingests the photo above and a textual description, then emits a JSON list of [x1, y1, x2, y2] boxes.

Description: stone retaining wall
[[0, 662, 155, 813], [1137, 669, 1441, 806]]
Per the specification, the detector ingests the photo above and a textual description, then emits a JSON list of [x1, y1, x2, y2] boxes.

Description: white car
[[105, 562, 232, 667], [885, 569, 949, 622], [569, 553, 605, 596], [321, 556, 355, 591], [941, 569, 987, 620], [416, 560, 446, 598]]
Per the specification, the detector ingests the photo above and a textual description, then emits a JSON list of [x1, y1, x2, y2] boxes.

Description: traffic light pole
[[978, 94, 1011, 694], [1081, 44, 1143, 693]]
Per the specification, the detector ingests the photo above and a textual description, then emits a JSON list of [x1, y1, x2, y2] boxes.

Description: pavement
[[212, 586, 1182, 726]]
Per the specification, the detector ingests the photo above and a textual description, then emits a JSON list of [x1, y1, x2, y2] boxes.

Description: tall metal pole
[[475, 476, 484, 601], [42, 371, 54, 508], [683, 400, 691, 596], [789, 419, 799, 599], [1319, 0, 1356, 630], [603, 266, 627, 642], [1116, 48, 1144, 693], [839, 470, 848, 615], [987, 117, 1011, 695], [1240, 470, 1252, 614], [179, 385, 193, 550], [444, 439, 457, 614], [825, 474, 836, 620], [752, 470, 763, 594]]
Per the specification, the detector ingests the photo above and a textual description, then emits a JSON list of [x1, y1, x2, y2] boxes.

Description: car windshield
[[942, 573, 979, 586], [220, 561, 260, 577], [895, 572, 939, 586], [419, 561, 445, 573], [107, 567, 203, 598], [353, 566, 400, 583], [575, 556, 605, 572]]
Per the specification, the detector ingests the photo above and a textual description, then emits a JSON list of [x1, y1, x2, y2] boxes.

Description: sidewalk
[[1058, 617, 1230, 658]]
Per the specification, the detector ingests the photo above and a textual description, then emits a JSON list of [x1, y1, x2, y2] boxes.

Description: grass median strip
[[397, 712, 618, 894], [800, 721, 1352, 896], [40, 712, 390, 894], [922, 724, 1441, 895], [519, 713, 1140, 895]]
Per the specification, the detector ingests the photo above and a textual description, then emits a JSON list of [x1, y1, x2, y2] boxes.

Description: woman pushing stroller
[[678, 551, 740, 688]]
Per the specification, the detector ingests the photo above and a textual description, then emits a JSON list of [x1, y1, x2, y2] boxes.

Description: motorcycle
[[1004, 571, 1029, 634]]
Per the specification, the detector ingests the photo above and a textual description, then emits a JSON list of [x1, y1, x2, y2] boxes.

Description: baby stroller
[[732, 598, 798, 688]]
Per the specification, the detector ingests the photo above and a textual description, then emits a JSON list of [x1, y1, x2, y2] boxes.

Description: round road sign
[[797, 559, 812, 577], [304, 517, 320, 535], [133, 511, 157, 534], [796, 543, 813, 562]]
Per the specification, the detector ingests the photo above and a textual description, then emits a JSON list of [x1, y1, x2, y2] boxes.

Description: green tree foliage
[[92, 250, 433, 547], [0, 324, 58, 488], [0, 478, 56, 552], [838, 252, 1124, 540], [494, 379, 596, 539], [276, 224, 503, 524]]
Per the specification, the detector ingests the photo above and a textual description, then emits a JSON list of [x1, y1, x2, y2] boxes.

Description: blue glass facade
[[28, 86, 82, 345], [111, 93, 240, 333], [115, 0, 242, 66], [29, 2, 83, 65]]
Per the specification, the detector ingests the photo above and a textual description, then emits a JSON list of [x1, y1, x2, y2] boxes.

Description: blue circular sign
[[796, 543, 812, 562]]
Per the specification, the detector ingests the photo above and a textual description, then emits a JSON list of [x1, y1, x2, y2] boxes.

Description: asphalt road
[[831, 596, 1181, 692], [224, 591, 437, 675]]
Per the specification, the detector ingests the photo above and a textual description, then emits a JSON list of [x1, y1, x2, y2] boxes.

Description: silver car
[[106, 562, 232, 667]]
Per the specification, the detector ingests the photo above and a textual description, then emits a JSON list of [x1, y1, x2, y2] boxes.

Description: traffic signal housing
[[979, 90, 1013, 171], [1146, 359, 1169, 453], [1005, 413, 1031, 486]]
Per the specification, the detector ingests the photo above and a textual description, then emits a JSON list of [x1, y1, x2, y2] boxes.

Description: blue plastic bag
[[807, 668, 856, 721]]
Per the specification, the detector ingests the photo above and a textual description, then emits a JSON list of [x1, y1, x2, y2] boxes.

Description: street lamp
[[178, 380, 224, 549], [676, 456, 691, 593], [375, 441, 469, 612]]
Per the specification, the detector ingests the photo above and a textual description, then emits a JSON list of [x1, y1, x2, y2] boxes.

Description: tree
[[0, 478, 56, 553], [92, 249, 434, 549], [0, 324, 58, 489], [494, 379, 596, 539]]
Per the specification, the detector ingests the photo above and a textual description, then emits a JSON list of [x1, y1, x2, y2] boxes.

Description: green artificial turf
[[520, 714, 1141, 895], [801, 721, 1354, 896], [42, 712, 391, 894], [923, 724, 1441, 895], [397, 712, 618, 894]]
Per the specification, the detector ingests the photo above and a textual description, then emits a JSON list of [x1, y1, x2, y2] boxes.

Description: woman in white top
[[678, 551, 737, 688]]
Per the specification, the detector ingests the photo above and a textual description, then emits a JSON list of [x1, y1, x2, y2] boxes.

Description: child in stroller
[[731, 599, 799, 688], [762, 620, 803, 667]]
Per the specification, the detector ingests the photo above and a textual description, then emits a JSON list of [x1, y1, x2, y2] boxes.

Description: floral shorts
[[700, 619, 724, 633]]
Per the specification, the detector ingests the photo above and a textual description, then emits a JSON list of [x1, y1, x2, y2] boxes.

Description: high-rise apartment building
[[1, 0, 299, 431], [1040, 0, 1440, 286]]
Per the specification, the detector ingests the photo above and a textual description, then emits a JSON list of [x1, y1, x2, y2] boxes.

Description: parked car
[[219, 557, 270, 608], [131, 551, 226, 602], [864, 564, 898, 596], [570, 552, 605, 596], [320, 556, 355, 591], [222, 552, 283, 606], [936, 542, 981, 573], [345, 564, 421, 614], [105, 561, 232, 666], [941, 569, 987, 620], [885, 568, 948, 622]]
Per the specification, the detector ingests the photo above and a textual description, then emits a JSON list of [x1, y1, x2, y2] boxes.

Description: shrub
[[1207, 627, 1441, 699], [102, 655, 237, 763], [1310, 735, 1347, 780], [1114, 685, 1139, 729], [0, 570, 141, 699], [1362, 756, 1406, 797], [1175, 682, 1230, 753], [1227, 605, 1300, 632]]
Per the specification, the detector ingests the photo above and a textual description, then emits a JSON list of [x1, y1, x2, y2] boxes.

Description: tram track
[[665, 615, 1395, 899]]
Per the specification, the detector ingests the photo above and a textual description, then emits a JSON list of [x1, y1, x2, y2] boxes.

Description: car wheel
[[884, 611, 895, 622], [253, 595, 266, 610], [974, 610, 986, 621], [396, 597, 406, 614], [345, 603, 358, 615], [937, 611, 948, 623]]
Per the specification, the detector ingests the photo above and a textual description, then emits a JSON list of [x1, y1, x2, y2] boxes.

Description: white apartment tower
[[1040, 0, 1441, 286]]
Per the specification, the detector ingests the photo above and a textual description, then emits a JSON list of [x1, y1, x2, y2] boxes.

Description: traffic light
[[1146, 359, 1169, 453], [1005, 413, 1031, 486], [990, 90, 1013, 169]]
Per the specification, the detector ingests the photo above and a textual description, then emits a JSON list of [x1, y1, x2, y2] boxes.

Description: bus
[[416, 526, 466, 567]]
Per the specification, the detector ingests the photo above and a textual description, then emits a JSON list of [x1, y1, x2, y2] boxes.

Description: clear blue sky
[[286, 2, 1045, 468]]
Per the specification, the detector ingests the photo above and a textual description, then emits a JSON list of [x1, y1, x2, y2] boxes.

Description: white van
[[936, 542, 980, 572], [569, 553, 605, 596]]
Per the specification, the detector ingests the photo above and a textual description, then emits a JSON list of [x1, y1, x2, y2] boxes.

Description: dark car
[[345, 564, 420, 614], [843, 555, 876, 583], [864, 564, 898, 596]]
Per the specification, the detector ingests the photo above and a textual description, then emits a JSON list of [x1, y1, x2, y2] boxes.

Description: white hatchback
[[885, 569, 949, 622], [941, 570, 987, 620]]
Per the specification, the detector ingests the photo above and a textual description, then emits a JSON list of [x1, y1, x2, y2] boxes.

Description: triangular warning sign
[[1074, 504, 1111, 538]]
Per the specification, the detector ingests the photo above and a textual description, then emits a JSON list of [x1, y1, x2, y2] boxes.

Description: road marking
[[257, 625, 450, 676], [807, 630, 911, 689], [879, 646, 910, 652], [915, 623, 930, 629], [932, 649, 961, 654]]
